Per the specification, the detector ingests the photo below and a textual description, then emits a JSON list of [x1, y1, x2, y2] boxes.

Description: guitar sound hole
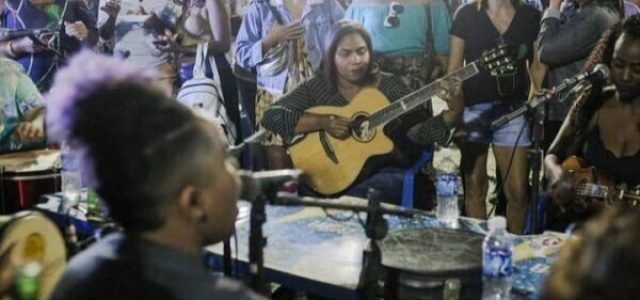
[[351, 114, 374, 142]]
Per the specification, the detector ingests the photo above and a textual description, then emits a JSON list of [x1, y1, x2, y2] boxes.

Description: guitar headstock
[[476, 44, 515, 74]]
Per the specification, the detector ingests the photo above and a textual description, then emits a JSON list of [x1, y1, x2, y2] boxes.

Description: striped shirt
[[261, 75, 452, 165]]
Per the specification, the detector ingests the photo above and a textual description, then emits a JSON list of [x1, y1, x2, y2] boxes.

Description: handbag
[[177, 43, 238, 145]]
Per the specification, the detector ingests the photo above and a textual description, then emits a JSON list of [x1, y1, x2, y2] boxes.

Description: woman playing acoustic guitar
[[545, 15, 640, 230], [262, 20, 464, 208]]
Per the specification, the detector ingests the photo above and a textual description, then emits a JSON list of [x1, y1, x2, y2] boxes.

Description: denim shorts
[[462, 101, 531, 147]]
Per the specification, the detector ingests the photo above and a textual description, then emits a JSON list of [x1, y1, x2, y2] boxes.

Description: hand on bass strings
[[322, 114, 351, 140]]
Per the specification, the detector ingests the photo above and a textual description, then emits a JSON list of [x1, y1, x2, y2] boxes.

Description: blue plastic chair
[[400, 150, 434, 208]]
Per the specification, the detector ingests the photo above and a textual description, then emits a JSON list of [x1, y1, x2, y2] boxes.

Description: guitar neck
[[576, 183, 609, 199], [576, 183, 640, 203], [368, 62, 480, 128]]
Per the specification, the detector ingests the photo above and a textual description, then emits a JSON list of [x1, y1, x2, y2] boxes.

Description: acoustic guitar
[[552, 156, 640, 218], [288, 45, 514, 195]]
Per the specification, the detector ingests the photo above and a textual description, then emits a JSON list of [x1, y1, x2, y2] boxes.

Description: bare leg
[[460, 142, 490, 220], [493, 146, 529, 234]]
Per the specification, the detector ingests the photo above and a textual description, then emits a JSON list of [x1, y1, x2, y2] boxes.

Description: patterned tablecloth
[[206, 197, 565, 299]]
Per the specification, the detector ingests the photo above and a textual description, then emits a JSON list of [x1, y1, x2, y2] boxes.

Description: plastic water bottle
[[60, 141, 82, 205], [12, 262, 41, 300], [435, 149, 459, 228], [482, 216, 513, 300]]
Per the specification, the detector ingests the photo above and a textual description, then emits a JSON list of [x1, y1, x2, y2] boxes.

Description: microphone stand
[[270, 192, 426, 298], [358, 189, 387, 299], [492, 88, 564, 234], [224, 130, 268, 279], [248, 190, 271, 295], [528, 105, 545, 234]]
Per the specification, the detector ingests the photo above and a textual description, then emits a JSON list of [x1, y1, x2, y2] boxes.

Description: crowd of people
[[0, 0, 639, 298]]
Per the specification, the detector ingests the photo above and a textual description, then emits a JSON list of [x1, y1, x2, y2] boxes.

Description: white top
[[97, 0, 182, 69]]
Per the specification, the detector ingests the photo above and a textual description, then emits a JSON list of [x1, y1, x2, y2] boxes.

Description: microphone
[[558, 64, 610, 103], [239, 169, 302, 201], [566, 63, 610, 87], [228, 129, 269, 157], [491, 64, 609, 130]]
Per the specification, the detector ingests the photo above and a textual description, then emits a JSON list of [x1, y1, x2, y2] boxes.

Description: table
[[206, 197, 565, 299]]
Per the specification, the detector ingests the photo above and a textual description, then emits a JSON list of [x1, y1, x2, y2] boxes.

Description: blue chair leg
[[401, 151, 433, 208]]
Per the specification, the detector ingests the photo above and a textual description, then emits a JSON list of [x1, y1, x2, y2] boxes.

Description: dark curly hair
[[552, 15, 640, 158], [46, 51, 218, 233], [540, 208, 640, 300]]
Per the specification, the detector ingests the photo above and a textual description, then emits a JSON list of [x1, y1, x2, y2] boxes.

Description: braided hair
[[552, 16, 640, 158]]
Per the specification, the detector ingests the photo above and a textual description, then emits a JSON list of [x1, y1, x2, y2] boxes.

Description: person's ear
[[177, 186, 207, 223]]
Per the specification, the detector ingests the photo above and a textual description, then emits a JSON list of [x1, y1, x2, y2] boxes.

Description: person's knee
[[504, 176, 528, 201], [465, 172, 487, 195]]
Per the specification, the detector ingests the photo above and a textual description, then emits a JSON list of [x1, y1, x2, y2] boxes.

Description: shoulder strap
[[193, 43, 207, 79], [208, 52, 225, 103]]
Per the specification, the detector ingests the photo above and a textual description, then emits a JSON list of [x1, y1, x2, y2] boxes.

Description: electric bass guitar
[[554, 156, 640, 216], [288, 45, 514, 195]]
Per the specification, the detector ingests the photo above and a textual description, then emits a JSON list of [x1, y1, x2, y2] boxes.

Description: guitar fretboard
[[368, 62, 480, 128]]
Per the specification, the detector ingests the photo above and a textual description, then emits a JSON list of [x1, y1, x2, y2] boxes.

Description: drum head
[[0, 149, 60, 173], [0, 211, 66, 300], [380, 228, 483, 274]]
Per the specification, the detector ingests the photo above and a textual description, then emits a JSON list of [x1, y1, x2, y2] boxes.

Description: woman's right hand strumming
[[323, 114, 351, 140]]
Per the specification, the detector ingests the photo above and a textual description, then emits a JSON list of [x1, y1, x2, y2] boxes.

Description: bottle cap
[[488, 216, 506, 231]]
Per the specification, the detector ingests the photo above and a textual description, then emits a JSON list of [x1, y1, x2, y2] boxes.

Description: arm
[[408, 35, 465, 146], [544, 85, 601, 182], [159, 0, 233, 56], [0, 41, 19, 58], [235, 4, 265, 69], [430, 0, 452, 78], [528, 41, 548, 100], [234, 3, 303, 69], [445, 34, 465, 122], [407, 78, 463, 146], [537, 4, 607, 67], [69, 0, 99, 47], [97, 0, 119, 40], [261, 80, 350, 141], [13, 70, 44, 141], [446, 35, 465, 74], [205, 0, 231, 53]]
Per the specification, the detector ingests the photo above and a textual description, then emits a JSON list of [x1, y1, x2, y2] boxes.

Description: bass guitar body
[[549, 156, 640, 227]]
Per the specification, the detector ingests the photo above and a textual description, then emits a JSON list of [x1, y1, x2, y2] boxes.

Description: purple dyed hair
[[45, 50, 164, 188]]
